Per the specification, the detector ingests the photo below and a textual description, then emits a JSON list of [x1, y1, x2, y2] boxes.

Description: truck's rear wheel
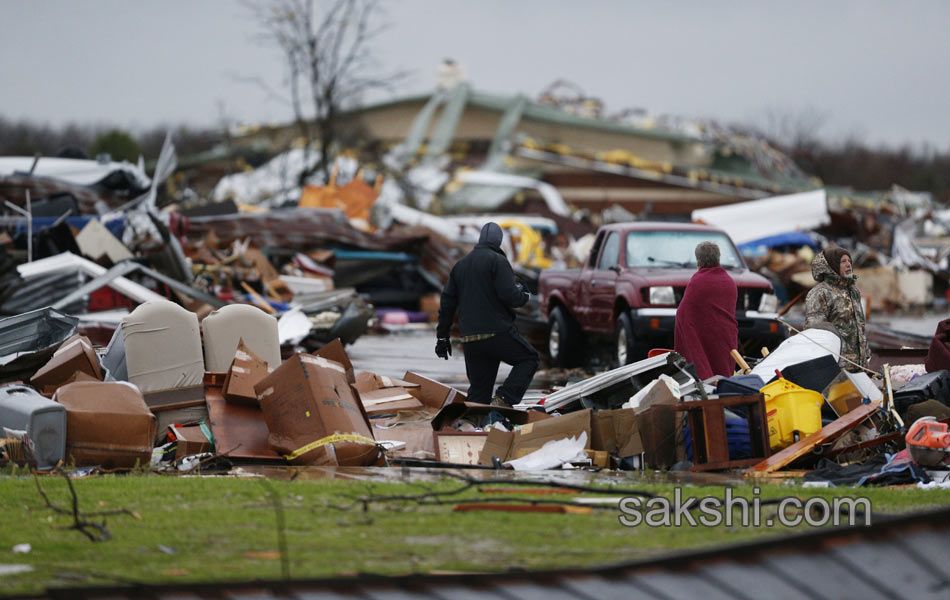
[[548, 306, 578, 367], [614, 312, 636, 367]]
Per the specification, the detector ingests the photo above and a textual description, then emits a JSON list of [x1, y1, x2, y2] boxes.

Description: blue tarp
[[331, 249, 416, 262], [738, 231, 818, 253]]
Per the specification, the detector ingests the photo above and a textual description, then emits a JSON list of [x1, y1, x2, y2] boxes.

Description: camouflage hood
[[811, 251, 856, 288]]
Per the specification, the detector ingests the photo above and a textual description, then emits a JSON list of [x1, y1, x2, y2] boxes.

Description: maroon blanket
[[674, 266, 738, 379], [925, 319, 950, 372]]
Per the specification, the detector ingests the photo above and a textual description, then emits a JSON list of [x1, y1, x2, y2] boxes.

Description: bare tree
[[752, 106, 829, 149], [250, 0, 405, 185]]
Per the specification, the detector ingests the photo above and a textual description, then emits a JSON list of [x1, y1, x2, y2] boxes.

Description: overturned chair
[[201, 304, 281, 372], [107, 300, 207, 442]]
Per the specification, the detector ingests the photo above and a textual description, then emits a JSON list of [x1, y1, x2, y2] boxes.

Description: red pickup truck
[[538, 222, 786, 367]]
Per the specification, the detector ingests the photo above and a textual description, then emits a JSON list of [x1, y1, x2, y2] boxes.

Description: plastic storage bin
[[760, 378, 824, 450], [0, 384, 66, 469]]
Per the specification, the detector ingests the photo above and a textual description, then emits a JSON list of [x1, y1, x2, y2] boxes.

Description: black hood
[[478, 222, 503, 249]]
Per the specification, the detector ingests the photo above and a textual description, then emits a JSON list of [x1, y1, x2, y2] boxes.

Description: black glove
[[435, 338, 452, 360], [516, 282, 529, 301]]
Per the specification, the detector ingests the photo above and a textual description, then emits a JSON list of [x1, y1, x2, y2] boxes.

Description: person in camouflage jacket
[[804, 247, 870, 371]]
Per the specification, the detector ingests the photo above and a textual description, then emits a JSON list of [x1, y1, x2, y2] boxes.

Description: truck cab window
[[587, 232, 605, 269], [597, 232, 620, 270]]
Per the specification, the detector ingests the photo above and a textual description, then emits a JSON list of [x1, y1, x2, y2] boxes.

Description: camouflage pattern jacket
[[804, 252, 869, 370]]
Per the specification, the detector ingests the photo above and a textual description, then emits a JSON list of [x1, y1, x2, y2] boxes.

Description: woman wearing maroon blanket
[[673, 242, 738, 379]]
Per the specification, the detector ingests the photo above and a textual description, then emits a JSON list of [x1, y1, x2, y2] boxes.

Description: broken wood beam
[[747, 402, 881, 474]]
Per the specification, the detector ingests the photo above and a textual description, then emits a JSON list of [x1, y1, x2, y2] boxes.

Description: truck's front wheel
[[614, 312, 637, 367], [548, 306, 579, 367]]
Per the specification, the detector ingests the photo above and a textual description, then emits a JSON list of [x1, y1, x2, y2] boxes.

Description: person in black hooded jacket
[[436, 222, 539, 406]]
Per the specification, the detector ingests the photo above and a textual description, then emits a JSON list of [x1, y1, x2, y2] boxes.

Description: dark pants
[[462, 328, 539, 405]]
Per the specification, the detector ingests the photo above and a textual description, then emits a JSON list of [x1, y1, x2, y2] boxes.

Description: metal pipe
[[25, 190, 32, 263]]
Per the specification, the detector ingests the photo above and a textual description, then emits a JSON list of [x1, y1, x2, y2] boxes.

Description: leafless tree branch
[[33, 473, 130, 542], [250, 0, 407, 184]]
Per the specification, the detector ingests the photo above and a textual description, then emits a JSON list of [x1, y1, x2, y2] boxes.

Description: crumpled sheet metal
[[122, 300, 205, 393], [180, 208, 431, 252], [0, 307, 78, 383], [0, 174, 115, 215]]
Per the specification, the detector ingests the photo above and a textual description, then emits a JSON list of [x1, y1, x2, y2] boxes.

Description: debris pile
[[0, 80, 948, 490]]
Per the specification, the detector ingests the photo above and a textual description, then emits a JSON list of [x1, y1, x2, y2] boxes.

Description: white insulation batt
[[691, 189, 829, 245]]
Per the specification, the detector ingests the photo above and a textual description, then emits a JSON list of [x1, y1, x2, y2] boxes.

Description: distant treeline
[[1, 116, 947, 204], [0, 117, 222, 164], [786, 140, 950, 204]]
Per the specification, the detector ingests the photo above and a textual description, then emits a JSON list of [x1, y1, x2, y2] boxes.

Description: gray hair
[[695, 242, 720, 268]]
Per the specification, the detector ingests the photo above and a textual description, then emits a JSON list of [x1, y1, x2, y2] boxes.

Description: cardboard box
[[478, 409, 591, 466], [403, 371, 467, 410], [254, 353, 378, 466], [30, 335, 103, 391], [169, 424, 212, 460], [630, 375, 680, 414], [590, 408, 643, 458], [637, 405, 676, 469], [39, 371, 100, 398], [585, 449, 609, 467], [314, 338, 354, 383], [355, 388, 423, 416], [223, 341, 270, 406], [353, 370, 419, 395], [352, 370, 423, 416], [430, 401, 549, 432], [55, 381, 157, 470], [434, 431, 488, 464]]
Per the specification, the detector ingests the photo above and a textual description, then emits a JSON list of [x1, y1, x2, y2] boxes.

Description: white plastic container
[[0, 384, 66, 469]]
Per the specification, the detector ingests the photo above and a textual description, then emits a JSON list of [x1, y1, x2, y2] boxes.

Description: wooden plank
[[746, 470, 810, 480], [748, 402, 880, 474], [690, 457, 763, 472], [750, 399, 771, 459], [204, 373, 285, 463], [702, 406, 729, 463]]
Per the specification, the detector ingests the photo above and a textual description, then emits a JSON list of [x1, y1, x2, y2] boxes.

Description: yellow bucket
[[760, 379, 824, 450]]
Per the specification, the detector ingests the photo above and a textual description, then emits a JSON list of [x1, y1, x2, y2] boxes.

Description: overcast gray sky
[[2, 0, 948, 149]]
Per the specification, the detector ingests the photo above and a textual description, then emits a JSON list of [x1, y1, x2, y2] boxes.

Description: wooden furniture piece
[[672, 393, 771, 471]]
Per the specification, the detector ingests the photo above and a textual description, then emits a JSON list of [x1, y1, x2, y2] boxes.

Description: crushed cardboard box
[[431, 401, 549, 432], [352, 370, 423, 415], [30, 334, 103, 393], [590, 408, 643, 458], [479, 409, 591, 466], [403, 371, 467, 410], [255, 353, 378, 466], [223, 340, 270, 406], [314, 338, 355, 383], [168, 423, 213, 460]]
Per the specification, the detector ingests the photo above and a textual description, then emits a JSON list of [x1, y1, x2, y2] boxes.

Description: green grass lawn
[[2, 469, 949, 596]]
